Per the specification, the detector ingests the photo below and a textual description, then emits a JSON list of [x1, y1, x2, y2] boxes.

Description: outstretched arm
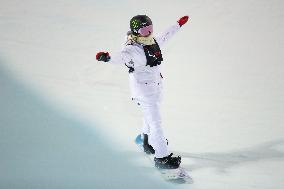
[[155, 16, 189, 47], [96, 46, 133, 65]]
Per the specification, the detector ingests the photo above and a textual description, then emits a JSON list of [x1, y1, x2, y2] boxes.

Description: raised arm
[[155, 16, 189, 47]]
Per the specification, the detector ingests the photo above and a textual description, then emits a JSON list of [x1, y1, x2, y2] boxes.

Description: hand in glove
[[96, 52, 111, 62], [178, 16, 189, 27]]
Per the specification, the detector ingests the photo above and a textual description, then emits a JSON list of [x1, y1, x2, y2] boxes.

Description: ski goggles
[[138, 25, 153, 37]]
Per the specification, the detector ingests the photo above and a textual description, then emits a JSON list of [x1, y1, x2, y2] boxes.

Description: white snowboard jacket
[[109, 23, 181, 103]]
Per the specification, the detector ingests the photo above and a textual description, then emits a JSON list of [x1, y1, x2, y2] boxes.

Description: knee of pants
[[144, 108, 161, 123], [145, 118, 162, 129], [149, 125, 164, 138]]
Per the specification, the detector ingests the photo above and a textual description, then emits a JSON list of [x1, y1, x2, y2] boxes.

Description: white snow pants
[[141, 103, 169, 158], [136, 100, 169, 158]]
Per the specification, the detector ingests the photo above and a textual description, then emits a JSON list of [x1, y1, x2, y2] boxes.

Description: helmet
[[130, 15, 153, 36]]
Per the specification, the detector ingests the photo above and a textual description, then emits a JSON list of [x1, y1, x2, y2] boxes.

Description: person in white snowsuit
[[96, 15, 189, 169]]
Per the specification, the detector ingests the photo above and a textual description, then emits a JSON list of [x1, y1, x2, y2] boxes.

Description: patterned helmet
[[130, 15, 153, 36]]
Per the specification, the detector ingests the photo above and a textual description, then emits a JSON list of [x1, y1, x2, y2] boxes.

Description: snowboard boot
[[154, 153, 181, 169], [142, 134, 155, 155], [142, 134, 169, 155]]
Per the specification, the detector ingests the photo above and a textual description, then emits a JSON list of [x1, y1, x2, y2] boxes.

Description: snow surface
[[0, 0, 284, 188]]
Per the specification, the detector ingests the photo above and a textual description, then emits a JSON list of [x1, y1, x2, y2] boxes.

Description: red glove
[[96, 51, 111, 62], [178, 16, 189, 27]]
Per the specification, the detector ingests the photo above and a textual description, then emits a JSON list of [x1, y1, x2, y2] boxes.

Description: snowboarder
[[96, 15, 189, 169]]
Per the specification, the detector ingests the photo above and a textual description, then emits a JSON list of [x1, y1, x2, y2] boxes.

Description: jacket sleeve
[[108, 46, 133, 65], [155, 22, 181, 47]]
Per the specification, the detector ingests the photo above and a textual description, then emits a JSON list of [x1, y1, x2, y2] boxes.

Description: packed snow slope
[[0, 0, 284, 188], [0, 64, 171, 189]]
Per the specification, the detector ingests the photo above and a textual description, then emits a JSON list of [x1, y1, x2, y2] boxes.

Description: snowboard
[[135, 134, 193, 184]]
